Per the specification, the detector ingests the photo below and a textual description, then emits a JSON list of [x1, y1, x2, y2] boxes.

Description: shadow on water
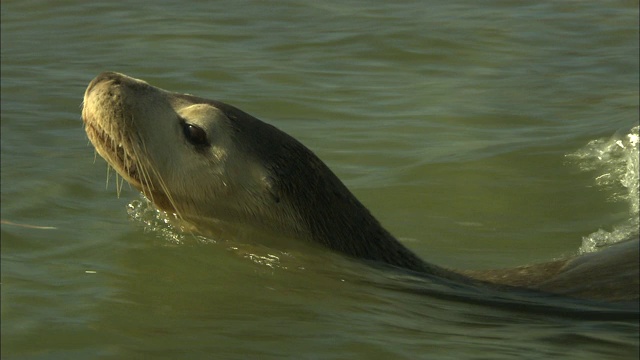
[[367, 265, 639, 323]]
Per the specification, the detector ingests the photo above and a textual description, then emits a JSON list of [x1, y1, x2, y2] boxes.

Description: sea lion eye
[[181, 119, 209, 147]]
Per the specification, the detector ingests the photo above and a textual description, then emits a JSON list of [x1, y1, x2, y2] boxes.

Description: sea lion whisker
[[105, 164, 111, 190], [149, 162, 184, 220], [116, 172, 124, 198], [133, 142, 155, 192]]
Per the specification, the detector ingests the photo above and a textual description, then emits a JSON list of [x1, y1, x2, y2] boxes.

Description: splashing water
[[568, 125, 639, 253], [126, 194, 290, 269], [126, 195, 186, 244], [126, 194, 214, 245]]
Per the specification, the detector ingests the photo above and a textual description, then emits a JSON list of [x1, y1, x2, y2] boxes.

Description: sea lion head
[[82, 72, 429, 272], [82, 72, 312, 238], [82, 72, 296, 236]]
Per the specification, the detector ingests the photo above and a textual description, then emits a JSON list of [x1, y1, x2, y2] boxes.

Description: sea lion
[[81, 72, 639, 303]]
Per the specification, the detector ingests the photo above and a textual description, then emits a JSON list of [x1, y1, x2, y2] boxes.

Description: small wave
[[567, 125, 639, 253]]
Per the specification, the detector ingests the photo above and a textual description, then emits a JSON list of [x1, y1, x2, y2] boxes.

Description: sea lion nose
[[86, 71, 123, 94], [85, 72, 152, 100]]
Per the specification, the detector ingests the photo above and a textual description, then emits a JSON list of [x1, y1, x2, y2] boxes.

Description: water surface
[[2, 1, 638, 359]]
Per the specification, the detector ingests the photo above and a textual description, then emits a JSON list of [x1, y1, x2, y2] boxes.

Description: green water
[[2, 0, 638, 359]]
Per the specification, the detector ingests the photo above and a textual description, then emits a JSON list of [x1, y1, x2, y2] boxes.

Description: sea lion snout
[[85, 71, 149, 94]]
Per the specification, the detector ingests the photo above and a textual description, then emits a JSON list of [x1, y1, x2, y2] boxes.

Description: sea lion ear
[[262, 175, 281, 204]]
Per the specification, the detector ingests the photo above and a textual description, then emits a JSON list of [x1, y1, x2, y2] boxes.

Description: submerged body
[[82, 72, 639, 303]]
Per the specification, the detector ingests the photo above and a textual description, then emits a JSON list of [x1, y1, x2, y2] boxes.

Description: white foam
[[568, 125, 639, 253]]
